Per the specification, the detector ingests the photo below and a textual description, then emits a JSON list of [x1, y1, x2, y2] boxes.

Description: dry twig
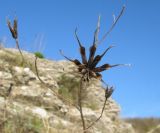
[[7, 18, 25, 63], [85, 86, 114, 131], [98, 5, 125, 45], [60, 5, 125, 132], [78, 78, 87, 133], [34, 56, 78, 107]]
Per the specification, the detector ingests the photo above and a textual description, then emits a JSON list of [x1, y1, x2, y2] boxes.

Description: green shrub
[[34, 52, 44, 59]]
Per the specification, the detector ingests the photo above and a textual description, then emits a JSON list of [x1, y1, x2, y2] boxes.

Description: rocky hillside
[[125, 118, 160, 133], [0, 48, 135, 133]]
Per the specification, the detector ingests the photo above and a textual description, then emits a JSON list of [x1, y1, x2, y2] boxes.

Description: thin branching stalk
[[7, 18, 25, 64], [77, 79, 112, 132], [35, 56, 45, 84], [85, 86, 114, 131], [98, 5, 125, 45], [85, 96, 107, 131], [34, 56, 78, 107], [78, 78, 87, 133], [15, 39, 25, 63], [38, 5, 124, 132]]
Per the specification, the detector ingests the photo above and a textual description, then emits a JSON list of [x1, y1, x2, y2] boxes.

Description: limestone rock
[[0, 48, 135, 133]]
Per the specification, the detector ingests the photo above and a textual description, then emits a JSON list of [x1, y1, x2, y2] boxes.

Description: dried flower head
[[105, 86, 114, 99], [7, 17, 24, 63], [60, 17, 124, 82], [7, 18, 18, 39]]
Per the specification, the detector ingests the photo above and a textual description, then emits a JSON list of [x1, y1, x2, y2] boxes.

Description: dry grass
[[125, 117, 160, 133], [0, 110, 45, 133], [0, 49, 37, 73]]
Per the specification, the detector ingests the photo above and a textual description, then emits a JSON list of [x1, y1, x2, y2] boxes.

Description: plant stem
[[34, 56, 78, 107], [15, 39, 24, 63], [98, 5, 125, 45], [85, 97, 107, 131], [35, 56, 45, 84], [78, 78, 87, 133]]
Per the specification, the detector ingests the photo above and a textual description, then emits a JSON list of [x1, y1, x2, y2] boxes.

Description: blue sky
[[0, 0, 160, 118]]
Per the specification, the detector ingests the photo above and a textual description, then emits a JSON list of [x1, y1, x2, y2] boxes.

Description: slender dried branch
[[78, 77, 87, 133], [15, 39, 25, 63], [7, 18, 25, 63], [6, 83, 13, 97], [85, 86, 114, 131], [59, 7, 126, 132], [34, 56, 78, 107], [35, 56, 45, 84], [85, 97, 107, 131], [98, 5, 125, 45], [94, 15, 101, 45]]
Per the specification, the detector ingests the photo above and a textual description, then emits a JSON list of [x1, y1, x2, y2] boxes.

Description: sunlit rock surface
[[0, 48, 135, 133]]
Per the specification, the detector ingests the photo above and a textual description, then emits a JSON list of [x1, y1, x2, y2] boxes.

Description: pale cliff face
[[0, 48, 135, 133]]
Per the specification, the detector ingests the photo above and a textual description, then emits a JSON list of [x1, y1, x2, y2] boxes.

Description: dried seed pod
[[105, 86, 114, 99], [60, 6, 126, 82], [7, 18, 18, 39]]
